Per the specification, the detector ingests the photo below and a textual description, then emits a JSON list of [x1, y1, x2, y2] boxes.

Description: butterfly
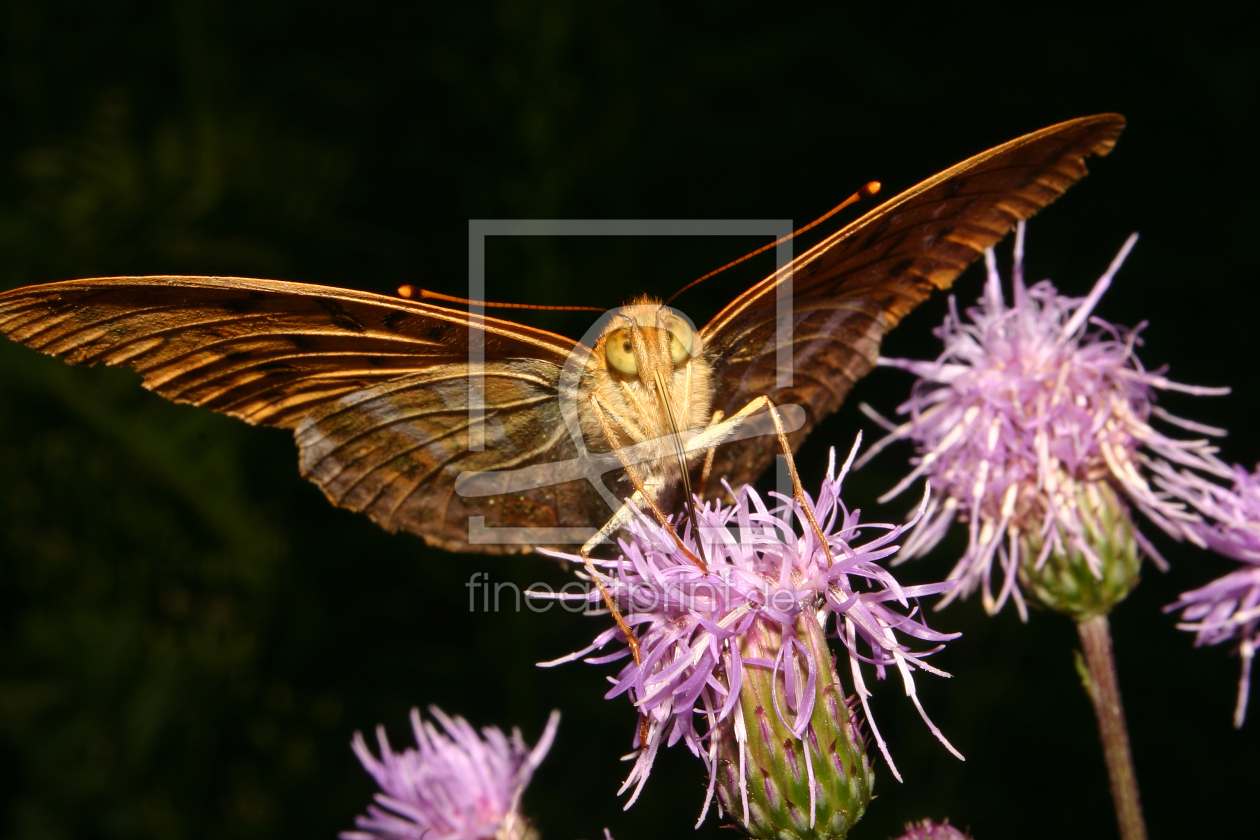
[[0, 114, 1124, 556]]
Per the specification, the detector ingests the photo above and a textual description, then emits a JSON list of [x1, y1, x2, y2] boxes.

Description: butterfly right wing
[[699, 114, 1126, 495]]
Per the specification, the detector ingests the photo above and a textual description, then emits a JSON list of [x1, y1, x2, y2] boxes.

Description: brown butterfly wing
[[700, 114, 1126, 494], [293, 358, 610, 554], [0, 276, 610, 553]]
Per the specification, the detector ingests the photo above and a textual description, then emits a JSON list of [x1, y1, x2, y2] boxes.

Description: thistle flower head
[[539, 440, 960, 837], [894, 819, 970, 840], [1166, 463, 1260, 727], [860, 223, 1229, 618], [341, 707, 559, 840]]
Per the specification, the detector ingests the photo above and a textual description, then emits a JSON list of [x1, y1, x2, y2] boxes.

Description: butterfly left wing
[[0, 275, 613, 553], [0, 275, 584, 428], [295, 355, 619, 553], [699, 114, 1126, 495]]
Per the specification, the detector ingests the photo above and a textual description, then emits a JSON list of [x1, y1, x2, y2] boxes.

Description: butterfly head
[[584, 297, 715, 466], [599, 297, 702, 380]]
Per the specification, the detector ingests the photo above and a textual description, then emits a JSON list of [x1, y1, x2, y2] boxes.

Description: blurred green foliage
[[0, 1, 1255, 839]]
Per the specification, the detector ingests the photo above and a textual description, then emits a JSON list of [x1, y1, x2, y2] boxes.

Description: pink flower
[[341, 707, 559, 840], [895, 818, 971, 840], [538, 441, 959, 832], [860, 223, 1230, 617], [1166, 464, 1260, 726]]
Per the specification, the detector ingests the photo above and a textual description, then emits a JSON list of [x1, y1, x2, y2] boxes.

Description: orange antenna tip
[[397, 285, 415, 299], [861, 181, 881, 198]]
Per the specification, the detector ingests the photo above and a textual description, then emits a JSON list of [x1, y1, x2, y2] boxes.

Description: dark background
[[0, 2, 1255, 838]]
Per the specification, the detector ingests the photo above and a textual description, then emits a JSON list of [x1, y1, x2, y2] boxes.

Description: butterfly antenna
[[397, 286, 605, 313], [665, 181, 881, 304]]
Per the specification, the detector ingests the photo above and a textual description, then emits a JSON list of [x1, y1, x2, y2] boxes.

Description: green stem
[[1076, 614, 1147, 840]]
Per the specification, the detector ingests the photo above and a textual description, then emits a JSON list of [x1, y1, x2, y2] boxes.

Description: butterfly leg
[[575, 391, 714, 668], [696, 409, 725, 499], [574, 396, 654, 667], [577, 504, 641, 665], [577, 495, 654, 750], [583, 393, 706, 751], [585, 393, 707, 570], [685, 396, 836, 566], [578, 544, 642, 665]]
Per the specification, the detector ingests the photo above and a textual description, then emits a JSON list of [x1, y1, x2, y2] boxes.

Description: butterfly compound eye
[[604, 327, 638, 376], [664, 315, 694, 365]]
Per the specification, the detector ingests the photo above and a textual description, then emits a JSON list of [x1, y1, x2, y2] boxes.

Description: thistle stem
[[1077, 614, 1147, 840]]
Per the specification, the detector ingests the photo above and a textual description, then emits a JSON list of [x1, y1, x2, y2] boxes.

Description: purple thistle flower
[[341, 706, 560, 840], [894, 818, 971, 840], [537, 440, 960, 834], [1165, 463, 1260, 727], [859, 222, 1230, 618]]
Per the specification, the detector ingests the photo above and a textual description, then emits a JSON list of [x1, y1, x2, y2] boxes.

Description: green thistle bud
[[712, 608, 872, 840], [1019, 479, 1142, 621]]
